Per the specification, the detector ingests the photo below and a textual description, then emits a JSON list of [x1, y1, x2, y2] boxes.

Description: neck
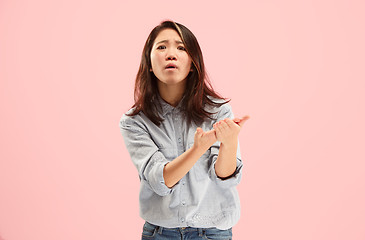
[[158, 80, 186, 107]]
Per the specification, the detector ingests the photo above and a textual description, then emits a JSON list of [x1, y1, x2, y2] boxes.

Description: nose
[[167, 55, 176, 60], [166, 49, 177, 60]]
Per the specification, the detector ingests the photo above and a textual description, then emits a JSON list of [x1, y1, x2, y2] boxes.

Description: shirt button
[[178, 138, 182, 143], [182, 200, 186, 206], [181, 181, 185, 185], [181, 218, 185, 222]]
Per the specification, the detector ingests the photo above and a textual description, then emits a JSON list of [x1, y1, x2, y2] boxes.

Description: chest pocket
[[188, 142, 212, 181]]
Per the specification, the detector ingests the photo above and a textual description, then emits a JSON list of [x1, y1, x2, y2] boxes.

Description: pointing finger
[[236, 115, 250, 127]]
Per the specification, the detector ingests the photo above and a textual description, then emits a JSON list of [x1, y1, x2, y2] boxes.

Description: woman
[[119, 20, 250, 239]]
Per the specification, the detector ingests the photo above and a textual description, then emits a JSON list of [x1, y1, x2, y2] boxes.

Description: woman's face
[[150, 28, 192, 87]]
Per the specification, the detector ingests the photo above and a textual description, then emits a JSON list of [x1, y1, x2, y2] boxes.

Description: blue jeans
[[141, 221, 232, 240]]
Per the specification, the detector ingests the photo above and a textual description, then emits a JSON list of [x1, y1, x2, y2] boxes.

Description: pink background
[[1, 0, 364, 239]]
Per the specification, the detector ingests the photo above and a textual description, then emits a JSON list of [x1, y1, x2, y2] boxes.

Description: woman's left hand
[[213, 116, 250, 145]]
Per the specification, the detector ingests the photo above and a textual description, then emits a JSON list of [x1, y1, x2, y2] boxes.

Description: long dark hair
[[127, 20, 230, 126]]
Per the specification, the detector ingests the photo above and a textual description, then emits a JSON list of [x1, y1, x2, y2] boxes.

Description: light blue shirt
[[119, 95, 243, 230]]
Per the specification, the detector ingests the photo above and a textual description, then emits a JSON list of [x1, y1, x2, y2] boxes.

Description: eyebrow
[[155, 40, 184, 45]]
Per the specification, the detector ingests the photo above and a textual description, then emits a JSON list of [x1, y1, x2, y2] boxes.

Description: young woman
[[119, 20, 250, 240]]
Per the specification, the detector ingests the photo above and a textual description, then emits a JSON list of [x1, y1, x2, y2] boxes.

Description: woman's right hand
[[193, 128, 217, 153]]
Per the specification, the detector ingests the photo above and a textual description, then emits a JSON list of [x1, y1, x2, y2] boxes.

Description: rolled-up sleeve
[[208, 103, 244, 188], [119, 115, 174, 196]]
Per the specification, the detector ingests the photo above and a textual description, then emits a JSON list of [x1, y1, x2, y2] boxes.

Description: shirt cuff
[[209, 157, 243, 189], [145, 152, 176, 196]]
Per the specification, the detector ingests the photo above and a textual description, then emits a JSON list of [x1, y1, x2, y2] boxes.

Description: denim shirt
[[119, 95, 243, 230]]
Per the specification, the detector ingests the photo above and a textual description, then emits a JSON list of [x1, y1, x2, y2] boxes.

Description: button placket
[[174, 113, 184, 153], [179, 175, 188, 226], [174, 110, 188, 225]]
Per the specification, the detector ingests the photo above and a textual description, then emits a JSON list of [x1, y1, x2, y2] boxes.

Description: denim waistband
[[146, 221, 204, 235]]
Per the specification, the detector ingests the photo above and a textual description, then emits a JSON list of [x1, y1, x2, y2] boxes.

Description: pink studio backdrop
[[1, 0, 364, 239]]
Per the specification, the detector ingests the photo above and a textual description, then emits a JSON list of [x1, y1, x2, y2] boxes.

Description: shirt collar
[[157, 93, 184, 117]]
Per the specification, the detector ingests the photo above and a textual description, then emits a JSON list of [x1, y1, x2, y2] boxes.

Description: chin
[[159, 78, 186, 86]]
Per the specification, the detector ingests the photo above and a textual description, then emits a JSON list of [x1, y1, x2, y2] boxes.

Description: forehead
[[154, 29, 182, 44]]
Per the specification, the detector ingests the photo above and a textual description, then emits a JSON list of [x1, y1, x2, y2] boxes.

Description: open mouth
[[165, 66, 177, 70], [165, 63, 177, 69]]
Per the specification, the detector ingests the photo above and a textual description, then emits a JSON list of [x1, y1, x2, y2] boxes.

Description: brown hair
[[127, 20, 230, 126]]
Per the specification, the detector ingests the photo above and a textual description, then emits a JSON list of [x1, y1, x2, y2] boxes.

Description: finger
[[233, 115, 250, 123], [206, 128, 216, 134], [214, 121, 222, 132], [195, 127, 203, 136], [236, 116, 250, 127], [205, 129, 217, 138], [218, 120, 228, 131], [213, 123, 218, 129], [224, 118, 236, 127], [232, 118, 241, 123], [221, 119, 229, 128]]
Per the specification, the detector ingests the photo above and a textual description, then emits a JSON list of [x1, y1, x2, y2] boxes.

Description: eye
[[178, 46, 186, 51], [157, 45, 166, 49]]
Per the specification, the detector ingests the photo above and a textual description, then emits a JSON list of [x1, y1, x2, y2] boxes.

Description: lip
[[165, 63, 178, 69]]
